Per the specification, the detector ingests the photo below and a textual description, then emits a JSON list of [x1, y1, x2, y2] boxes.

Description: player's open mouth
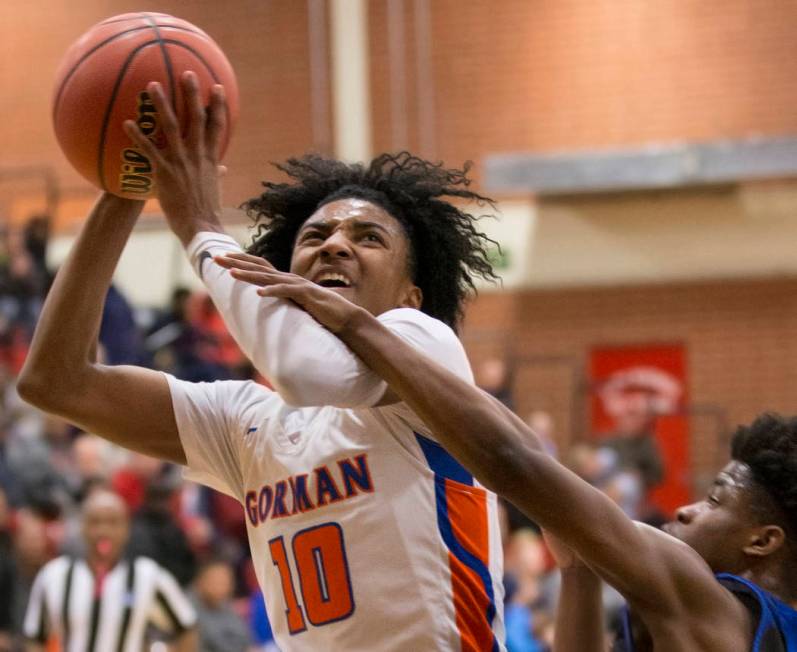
[[315, 272, 353, 288]]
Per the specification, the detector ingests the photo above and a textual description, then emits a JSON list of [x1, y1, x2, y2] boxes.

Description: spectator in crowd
[[127, 476, 198, 586], [21, 216, 50, 282], [99, 284, 151, 367], [503, 529, 552, 652], [71, 433, 116, 496], [190, 558, 250, 652], [5, 414, 73, 521], [23, 487, 197, 651], [10, 508, 54, 648], [111, 451, 165, 513], [476, 355, 515, 411], [527, 411, 558, 458], [188, 292, 248, 379], [147, 286, 210, 381]]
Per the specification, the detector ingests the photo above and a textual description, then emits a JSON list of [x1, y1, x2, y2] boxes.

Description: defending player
[[219, 258, 797, 650], [19, 71, 506, 651]]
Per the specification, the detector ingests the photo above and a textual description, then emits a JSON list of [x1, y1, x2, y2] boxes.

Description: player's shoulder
[[378, 307, 458, 341], [378, 308, 473, 383], [164, 373, 280, 410]]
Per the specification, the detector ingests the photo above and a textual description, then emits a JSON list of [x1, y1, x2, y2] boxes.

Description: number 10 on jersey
[[269, 522, 355, 633]]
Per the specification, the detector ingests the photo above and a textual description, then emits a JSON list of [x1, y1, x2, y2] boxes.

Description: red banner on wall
[[590, 344, 690, 516]]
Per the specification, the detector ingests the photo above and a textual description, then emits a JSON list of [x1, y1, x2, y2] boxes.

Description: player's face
[[290, 198, 422, 316], [82, 492, 129, 565], [663, 461, 761, 574]]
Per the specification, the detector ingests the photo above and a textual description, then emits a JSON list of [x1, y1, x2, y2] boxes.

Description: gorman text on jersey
[[244, 454, 374, 527]]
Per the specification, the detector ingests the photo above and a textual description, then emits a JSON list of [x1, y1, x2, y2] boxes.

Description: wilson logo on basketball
[[119, 91, 158, 195]]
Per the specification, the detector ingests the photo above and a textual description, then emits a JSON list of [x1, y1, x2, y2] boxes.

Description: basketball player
[[19, 71, 506, 650], [217, 259, 797, 650]]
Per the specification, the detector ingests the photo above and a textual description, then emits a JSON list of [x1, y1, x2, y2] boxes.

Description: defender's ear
[[744, 525, 786, 558]]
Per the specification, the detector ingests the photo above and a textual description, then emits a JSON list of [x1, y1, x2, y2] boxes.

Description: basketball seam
[[158, 39, 235, 155], [53, 25, 211, 122], [144, 17, 177, 109], [96, 40, 163, 192]]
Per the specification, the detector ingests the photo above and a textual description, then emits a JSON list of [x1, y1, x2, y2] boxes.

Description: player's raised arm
[[17, 194, 185, 464], [123, 72, 398, 408]]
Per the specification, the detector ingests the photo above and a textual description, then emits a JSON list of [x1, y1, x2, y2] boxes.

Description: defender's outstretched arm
[[216, 259, 743, 628], [337, 310, 719, 608]]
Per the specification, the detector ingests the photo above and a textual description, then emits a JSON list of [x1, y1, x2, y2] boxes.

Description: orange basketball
[[52, 12, 239, 199]]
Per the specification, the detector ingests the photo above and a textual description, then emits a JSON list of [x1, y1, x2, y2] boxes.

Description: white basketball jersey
[[166, 309, 505, 651]]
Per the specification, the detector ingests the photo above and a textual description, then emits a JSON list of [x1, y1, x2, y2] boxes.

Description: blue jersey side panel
[[615, 575, 797, 652]]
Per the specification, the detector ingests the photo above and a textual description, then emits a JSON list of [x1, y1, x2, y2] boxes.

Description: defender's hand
[[123, 70, 226, 245], [216, 252, 366, 333]]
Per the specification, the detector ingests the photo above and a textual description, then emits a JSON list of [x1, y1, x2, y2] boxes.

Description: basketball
[[52, 12, 239, 199]]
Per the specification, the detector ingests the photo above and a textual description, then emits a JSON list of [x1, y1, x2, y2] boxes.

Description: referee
[[23, 488, 197, 652]]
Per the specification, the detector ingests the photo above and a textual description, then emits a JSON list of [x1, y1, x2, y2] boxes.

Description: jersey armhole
[[717, 577, 785, 652]]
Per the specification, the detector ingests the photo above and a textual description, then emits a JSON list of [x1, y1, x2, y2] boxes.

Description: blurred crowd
[[0, 215, 275, 652], [0, 216, 669, 652]]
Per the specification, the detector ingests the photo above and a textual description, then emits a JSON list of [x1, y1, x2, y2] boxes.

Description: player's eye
[[362, 232, 384, 244], [707, 494, 720, 506], [299, 231, 324, 243]]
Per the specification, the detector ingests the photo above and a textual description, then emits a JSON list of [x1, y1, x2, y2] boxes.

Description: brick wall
[[369, 0, 797, 184], [9, 1, 797, 225], [463, 278, 797, 488], [1, 0, 328, 228]]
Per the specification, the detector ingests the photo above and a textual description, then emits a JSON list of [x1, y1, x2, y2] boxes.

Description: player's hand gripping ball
[[52, 12, 239, 199]]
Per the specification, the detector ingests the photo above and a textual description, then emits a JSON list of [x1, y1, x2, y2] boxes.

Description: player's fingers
[[206, 84, 227, 161], [256, 284, 303, 300], [123, 120, 166, 168], [218, 257, 274, 273], [182, 71, 206, 153], [216, 252, 274, 268], [228, 268, 285, 286], [146, 81, 184, 158]]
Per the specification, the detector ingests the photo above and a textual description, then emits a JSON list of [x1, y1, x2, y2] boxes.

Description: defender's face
[[663, 461, 758, 574], [290, 198, 421, 316]]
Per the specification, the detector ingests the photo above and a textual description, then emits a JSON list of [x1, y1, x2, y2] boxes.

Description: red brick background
[[463, 277, 797, 491], [369, 1, 797, 182]]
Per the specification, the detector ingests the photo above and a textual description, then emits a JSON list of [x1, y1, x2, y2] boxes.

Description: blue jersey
[[615, 574, 797, 651]]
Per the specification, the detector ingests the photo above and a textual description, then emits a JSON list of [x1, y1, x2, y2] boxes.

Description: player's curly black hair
[[731, 413, 797, 563], [242, 152, 500, 330]]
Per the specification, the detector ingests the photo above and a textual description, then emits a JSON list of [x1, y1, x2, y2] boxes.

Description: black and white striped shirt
[[23, 555, 196, 652]]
